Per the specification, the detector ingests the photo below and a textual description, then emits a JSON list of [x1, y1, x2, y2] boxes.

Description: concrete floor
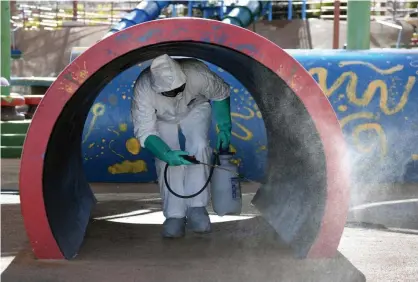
[[1, 159, 418, 281]]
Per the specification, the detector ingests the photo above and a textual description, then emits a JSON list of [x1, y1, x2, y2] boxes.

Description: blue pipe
[[302, 0, 306, 20], [103, 1, 170, 38], [172, 4, 177, 17], [188, 1, 193, 17], [221, 1, 263, 27], [288, 0, 293, 20]]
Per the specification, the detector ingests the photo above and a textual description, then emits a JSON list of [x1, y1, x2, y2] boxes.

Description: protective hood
[[150, 54, 187, 93]]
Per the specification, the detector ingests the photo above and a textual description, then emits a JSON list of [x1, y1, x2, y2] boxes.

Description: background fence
[[10, 1, 418, 31]]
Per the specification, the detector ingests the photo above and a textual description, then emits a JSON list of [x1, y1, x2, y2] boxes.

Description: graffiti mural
[[298, 50, 418, 183], [82, 50, 418, 183], [81, 60, 268, 182]]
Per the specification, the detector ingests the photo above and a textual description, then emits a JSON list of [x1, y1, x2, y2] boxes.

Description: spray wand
[[164, 151, 258, 199]]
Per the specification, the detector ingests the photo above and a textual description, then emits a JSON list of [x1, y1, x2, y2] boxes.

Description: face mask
[[161, 83, 186, 98]]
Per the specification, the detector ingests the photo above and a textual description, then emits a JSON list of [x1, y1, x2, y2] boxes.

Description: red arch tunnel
[[19, 18, 349, 260]]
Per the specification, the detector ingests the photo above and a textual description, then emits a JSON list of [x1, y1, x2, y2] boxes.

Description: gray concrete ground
[[1, 159, 418, 281]]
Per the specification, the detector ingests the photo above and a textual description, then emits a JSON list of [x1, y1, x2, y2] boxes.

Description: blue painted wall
[[81, 50, 418, 183]]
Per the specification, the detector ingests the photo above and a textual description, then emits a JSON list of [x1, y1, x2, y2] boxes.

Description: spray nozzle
[[180, 155, 201, 164]]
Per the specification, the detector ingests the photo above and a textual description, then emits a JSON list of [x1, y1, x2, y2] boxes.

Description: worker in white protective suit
[[131, 54, 232, 238]]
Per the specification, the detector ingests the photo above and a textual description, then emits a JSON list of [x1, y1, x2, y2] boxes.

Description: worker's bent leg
[[180, 102, 212, 208], [155, 121, 187, 219]]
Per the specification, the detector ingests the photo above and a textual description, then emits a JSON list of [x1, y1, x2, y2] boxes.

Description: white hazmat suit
[[131, 54, 231, 237]]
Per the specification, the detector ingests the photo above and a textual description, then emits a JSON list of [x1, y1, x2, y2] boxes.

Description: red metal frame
[[19, 18, 349, 259], [333, 0, 341, 49]]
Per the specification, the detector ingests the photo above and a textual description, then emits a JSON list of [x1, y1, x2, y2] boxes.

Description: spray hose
[[163, 153, 218, 199]]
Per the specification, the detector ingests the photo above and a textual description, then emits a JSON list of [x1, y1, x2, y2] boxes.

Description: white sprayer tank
[[210, 152, 242, 216]]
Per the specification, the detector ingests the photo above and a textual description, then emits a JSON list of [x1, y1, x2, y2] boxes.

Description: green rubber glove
[[213, 97, 232, 151], [144, 135, 192, 166]]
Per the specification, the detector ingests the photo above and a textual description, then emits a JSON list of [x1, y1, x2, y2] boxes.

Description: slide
[[103, 1, 170, 38], [221, 0, 264, 27], [70, 1, 169, 62]]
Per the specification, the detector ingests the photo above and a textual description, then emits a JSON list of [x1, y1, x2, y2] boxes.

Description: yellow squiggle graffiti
[[340, 112, 375, 128], [339, 61, 404, 74], [108, 139, 124, 159], [309, 68, 416, 115], [349, 77, 415, 115], [83, 103, 105, 143], [231, 107, 255, 120], [340, 112, 387, 158], [352, 123, 387, 158], [308, 68, 350, 97], [232, 122, 253, 141], [230, 107, 255, 141]]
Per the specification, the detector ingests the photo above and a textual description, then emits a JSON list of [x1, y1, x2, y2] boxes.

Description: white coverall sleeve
[[188, 61, 230, 101], [131, 77, 158, 147]]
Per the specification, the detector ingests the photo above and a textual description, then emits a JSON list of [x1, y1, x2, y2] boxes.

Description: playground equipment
[[1, 78, 53, 158], [19, 18, 349, 260], [102, 1, 170, 39], [5, 0, 418, 261], [9, 48, 418, 183], [4, 1, 418, 181], [92, 52, 418, 184]]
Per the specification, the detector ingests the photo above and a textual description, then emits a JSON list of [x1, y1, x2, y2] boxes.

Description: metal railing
[[271, 0, 417, 20], [11, 1, 138, 30], [10, 0, 418, 31]]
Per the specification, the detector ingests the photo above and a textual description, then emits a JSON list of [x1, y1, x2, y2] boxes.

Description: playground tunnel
[[19, 19, 348, 260]]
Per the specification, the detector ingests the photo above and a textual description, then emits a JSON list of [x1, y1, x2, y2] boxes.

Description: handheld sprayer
[[163, 144, 249, 215]]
